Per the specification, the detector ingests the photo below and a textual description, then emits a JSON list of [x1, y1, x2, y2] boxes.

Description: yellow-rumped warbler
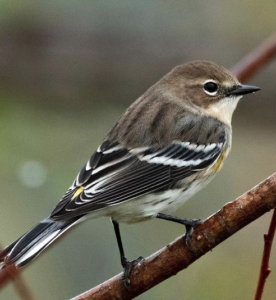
[[0, 61, 259, 284]]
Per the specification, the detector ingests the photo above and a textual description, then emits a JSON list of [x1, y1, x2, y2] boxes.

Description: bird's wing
[[50, 138, 224, 220]]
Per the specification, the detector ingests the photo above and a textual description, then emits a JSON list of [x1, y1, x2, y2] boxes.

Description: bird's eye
[[203, 81, 218, 96]]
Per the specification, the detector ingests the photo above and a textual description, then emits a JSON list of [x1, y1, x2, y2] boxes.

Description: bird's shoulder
[[176, 112, 230, 146]]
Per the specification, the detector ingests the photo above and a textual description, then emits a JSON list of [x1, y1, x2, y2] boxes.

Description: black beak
[[228, 84, 260, 96]]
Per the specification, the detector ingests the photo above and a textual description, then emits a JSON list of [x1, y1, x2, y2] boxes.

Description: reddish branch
[[0, 264, 18, 289], [254, 210, 276, 300], [232, 32, 276, 300], [0, 257, 35, 300], [70, 173, 276, 300], [231, 32, 276, 82]]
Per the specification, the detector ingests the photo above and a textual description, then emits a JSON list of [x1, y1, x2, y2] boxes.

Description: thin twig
[[0, 247, 36, 300], [254, 210, 276, 300], [0, 264, 18, 289], [12, 273, 36, 300], [231, 32, 276, 81], [232, 32, 276, 300]]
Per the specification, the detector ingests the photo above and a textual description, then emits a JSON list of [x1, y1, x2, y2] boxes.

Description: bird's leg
[[111, 219, 144, 289], [156, 213, 202, 244]]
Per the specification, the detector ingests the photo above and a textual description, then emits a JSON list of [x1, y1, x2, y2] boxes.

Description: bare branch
[[0, 265, 18, 289], [231, 32, 276, 81], [254, 210, 276, 300], [70, 173, 276, 300], [0, 260, 36, 300]]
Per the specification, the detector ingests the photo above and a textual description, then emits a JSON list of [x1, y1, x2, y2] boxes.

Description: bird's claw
[[183, 218, 202, 249], [122, 256, 144, 290]]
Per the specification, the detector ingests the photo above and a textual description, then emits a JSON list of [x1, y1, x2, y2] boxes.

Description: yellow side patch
[[212, 150, 228, 172], [72, 187, 83, 199], [213, 156, 224, 172]]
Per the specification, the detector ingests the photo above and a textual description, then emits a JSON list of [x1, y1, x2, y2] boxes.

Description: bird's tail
[[0, 216, 82, 270]]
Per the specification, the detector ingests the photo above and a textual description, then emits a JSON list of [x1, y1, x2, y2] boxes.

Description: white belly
[[106, 174, 213, 223]]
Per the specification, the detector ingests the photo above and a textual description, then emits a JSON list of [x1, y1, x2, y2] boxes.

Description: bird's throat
[[205, 96, 241, 126]]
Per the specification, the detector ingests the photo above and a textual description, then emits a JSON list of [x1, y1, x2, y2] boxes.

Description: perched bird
[[0, 61, 259, 285]]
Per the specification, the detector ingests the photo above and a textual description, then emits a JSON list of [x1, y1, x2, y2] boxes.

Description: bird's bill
[[228, 84, 260, 96]]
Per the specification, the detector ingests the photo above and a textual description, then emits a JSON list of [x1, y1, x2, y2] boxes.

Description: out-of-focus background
[[0, 1, 276, 299]]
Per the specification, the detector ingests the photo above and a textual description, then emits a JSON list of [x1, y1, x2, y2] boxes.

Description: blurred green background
[[0, 1, 276, 299]]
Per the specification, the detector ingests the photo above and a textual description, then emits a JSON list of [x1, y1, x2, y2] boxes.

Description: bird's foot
[[182, 218, 202, 249], [156, 213, 202, 247], [122, 256, 144, 290], [182, 218, 202, 236]]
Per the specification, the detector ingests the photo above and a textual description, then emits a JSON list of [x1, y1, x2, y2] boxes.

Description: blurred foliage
[[0, 1, 276, 299]]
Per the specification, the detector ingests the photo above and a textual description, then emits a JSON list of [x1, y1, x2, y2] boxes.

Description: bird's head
[[162, 60, 260, 125]]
